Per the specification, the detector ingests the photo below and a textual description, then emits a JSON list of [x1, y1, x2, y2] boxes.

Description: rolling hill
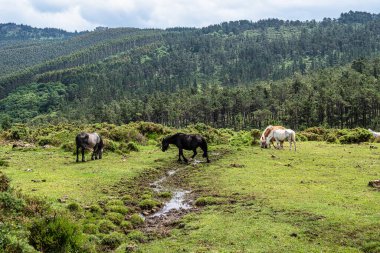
[[1, 11, 380, 129]]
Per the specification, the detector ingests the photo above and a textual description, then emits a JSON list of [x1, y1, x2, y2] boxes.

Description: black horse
[[76, 132, 104, 162], [162, 133, 210, 163]]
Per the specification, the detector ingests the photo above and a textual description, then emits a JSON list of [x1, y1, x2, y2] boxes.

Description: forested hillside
[[1, 11, 380, 129]]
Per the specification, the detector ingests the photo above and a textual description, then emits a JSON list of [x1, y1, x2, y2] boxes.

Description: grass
[[0, 144, 169, 204], [139, 142, 380, 252], [1, 141, 380, 252]]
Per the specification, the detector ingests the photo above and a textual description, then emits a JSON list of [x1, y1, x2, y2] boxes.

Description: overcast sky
[[1, 0, 380, 32]]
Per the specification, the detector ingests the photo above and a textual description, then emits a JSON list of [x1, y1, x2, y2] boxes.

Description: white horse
[[368, 129, 380, 138], [266, 129, 296, 151], [260, 125, 285, 148]]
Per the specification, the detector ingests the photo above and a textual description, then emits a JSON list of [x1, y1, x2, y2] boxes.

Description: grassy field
[[1, 141, 380, 252]]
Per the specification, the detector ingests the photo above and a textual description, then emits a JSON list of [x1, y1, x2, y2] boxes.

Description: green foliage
[[126, 231, 146, 243], [158, 191, 172, 198], [195, 196, 225, 206], [98, 220, 116, 234], [107, 205, 130, 215], [0, 223, 37, 253], [82, 224, 98, 235], [101, 232, 125, 250], [28, 215, 84, 253], [106, 212, 124, 225], [0, 159, 10, 167], [120, 221, 133, 232], [338, 128, 372, 144], [67, 202, 81, 212], [129, 214, 144, 228], [0, 191, 25, 213], [0, 172, 10, 192], [138, 198, 161, 210]]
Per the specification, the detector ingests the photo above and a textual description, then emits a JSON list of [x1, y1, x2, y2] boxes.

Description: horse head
[[161, 137, 169, 152]]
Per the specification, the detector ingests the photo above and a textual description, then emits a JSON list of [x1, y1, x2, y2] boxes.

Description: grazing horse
[[368, 129, 380, 138], [76, 132, 104, 162], [162, 133, 210, 163], [266, 129, 296, 151], [260, 125, 285, 148]]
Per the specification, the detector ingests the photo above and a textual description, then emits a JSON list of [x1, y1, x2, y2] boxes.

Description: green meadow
[[1, 137, 380, 252]]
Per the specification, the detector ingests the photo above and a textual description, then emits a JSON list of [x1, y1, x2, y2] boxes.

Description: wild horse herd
[[75, 125, 296, 163]]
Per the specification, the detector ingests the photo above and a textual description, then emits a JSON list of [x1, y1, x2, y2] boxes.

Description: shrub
[[195, 196, 225, 206], [138, 199, 160, 210], [0, 159, 9, 167], [338, 128, 372, 144], [98, 220, 116, 234], [129, 214, 144, 228], [325, 132, 338, 143], [101, 232, 125, 250], [89, 204, 102, 214], [296, 133, 308, 142], [120, 221, 133, 232], [127, 231, 146, 243], [0, 172, 10, 192], [107, 199, 124, 206], [67, 202, 80, 212], [158, 191, 172, 198], [106, 212, 124, 225], [103, 139, 118, 152], [107, 205, 130, 215], [28, 215, 83, 253], [121, 195, 137, 205], [83, 224, 98, 235], [61, 142, 75, 152], [37, 136, 60, 146], [0, 191, 25, 213], [250, 129, 262, 145], [299, 132, 323, 141]]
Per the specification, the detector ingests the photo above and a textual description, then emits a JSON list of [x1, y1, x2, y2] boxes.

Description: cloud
[[0, 0, 380, 31]]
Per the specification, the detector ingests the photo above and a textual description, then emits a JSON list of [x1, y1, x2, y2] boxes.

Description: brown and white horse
[[260, 125, 285, 148]]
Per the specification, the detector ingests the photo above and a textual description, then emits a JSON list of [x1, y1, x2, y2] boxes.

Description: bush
[[250, 129, 262, 145], [126, 231, 146, 243], [106, 212, 124, 225], [119, 142, 139, 153], [98, 220, 116, 234], [0, 172, 10, 192], [338, 128, 372, 144], [28, 216, 84, 253], [120, 221, 133, 232], [0, 191, 25, 213], [37, 136, 60, 146], [195, 196, 225, 206], [82, 224, 98, 235], [107, 205, 130, 215], [89, 204, 102, 214], [129, 214, 144, 228], [296, 133, 308, 142], [101, 232, 125, 250], [67, 202, 80, 212], [325, 132, 338, 143], [138, 199, 160, 210], [0, 159, 9, 167]]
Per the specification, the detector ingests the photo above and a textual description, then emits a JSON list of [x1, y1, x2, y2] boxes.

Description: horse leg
[[180, 149, 188, 163], [76, 146, 79, 162], [178, 149, 182, 162], [81, 147, 85, 162], [289, 140, 292, 151], [93, 144, 99, 160], [294, 140, 297, 152], [191, 149, 197, 159], [202, 148, 210, 163]]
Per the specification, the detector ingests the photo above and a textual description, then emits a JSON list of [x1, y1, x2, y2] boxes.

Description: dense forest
[[1, 11, 380, 130]]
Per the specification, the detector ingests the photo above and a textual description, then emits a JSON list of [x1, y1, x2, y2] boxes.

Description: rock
[[230, 163, 245, 168], [368, 180, 380, 188]]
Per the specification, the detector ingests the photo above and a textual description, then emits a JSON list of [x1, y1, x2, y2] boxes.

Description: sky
[[0, 0, 380, 32]]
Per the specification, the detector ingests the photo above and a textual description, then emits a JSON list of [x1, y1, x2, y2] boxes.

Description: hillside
[[2, 11, 380, 129]]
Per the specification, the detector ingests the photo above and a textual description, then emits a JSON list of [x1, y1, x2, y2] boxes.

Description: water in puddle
[[150, 190, 191, 217]]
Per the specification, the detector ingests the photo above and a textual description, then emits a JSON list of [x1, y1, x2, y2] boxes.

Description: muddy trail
[[110, 148, 230, 237]]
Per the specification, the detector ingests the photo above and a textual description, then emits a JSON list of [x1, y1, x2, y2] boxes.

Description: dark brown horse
[[162, 133, 210, 163]]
